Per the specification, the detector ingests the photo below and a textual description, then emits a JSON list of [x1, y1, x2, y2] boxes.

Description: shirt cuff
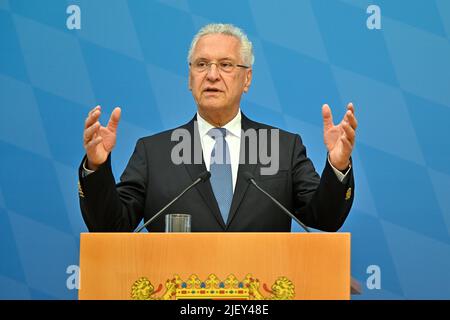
[[82, 158, 95, 177], [328, 156, 351, 182]]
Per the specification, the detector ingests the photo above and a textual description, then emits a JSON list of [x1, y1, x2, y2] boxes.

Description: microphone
[[134, 171, 211, 232], [243, 172, 310, 232]]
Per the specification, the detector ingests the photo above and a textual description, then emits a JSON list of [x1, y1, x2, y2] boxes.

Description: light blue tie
[[208, 128, 233, 225]]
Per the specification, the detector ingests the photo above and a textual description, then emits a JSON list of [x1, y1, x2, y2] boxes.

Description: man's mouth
[[203, 88, 222, 93]]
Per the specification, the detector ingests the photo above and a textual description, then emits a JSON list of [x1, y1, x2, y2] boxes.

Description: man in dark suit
[[78, 24, 357, 233]]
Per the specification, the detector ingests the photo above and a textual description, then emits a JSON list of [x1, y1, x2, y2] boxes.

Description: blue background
[[1, 0, 450, 299]]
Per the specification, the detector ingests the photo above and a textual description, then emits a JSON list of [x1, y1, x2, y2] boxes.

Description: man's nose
[[206, 63, 220, 81]]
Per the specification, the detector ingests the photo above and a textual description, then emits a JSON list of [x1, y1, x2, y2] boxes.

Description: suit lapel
[[182, 117, 227, 229], [226, 114, 259, 228]]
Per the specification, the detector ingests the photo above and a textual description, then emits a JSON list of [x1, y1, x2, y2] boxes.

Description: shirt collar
[[196, 109, 242, 138]]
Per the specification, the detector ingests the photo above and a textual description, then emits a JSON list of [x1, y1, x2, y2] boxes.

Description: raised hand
[[322, 103, 357, 171], [83, 105, 121, 170]]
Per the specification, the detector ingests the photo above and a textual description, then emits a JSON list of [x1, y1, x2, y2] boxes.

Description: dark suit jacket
[[78, 113, 354, 232]]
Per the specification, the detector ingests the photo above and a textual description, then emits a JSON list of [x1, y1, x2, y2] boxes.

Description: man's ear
[[243, 68, 252, 93], [188, 73, 192, 91]]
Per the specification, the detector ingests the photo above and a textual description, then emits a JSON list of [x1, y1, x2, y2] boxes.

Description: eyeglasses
[[189, 60, 250, 73]]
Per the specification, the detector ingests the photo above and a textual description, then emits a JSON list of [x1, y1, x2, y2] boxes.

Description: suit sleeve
[[291, 134, 354, 231], [78, 139, 147, 232]]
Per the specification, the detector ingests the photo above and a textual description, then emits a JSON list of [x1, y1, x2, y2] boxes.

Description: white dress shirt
[[196, 110, 242, 192]]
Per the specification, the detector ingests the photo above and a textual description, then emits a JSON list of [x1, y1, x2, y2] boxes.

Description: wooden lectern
[[79, 232, 352, 300]]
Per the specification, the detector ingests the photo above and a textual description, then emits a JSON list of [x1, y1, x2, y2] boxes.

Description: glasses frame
[[189, 60, 250, 73]]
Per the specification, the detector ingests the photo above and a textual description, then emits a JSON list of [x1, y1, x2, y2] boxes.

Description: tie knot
[[208, 127, 227, 139]]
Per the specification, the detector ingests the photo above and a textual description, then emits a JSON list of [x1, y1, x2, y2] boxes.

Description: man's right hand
[[83, 105, 121, 171]]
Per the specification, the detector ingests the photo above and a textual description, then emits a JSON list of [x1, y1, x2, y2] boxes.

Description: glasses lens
[[219, 62, 233, 72], [195, 61, 208, 72]]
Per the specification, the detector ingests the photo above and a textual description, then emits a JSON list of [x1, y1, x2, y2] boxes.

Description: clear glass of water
[[165, 214, 191, 232]]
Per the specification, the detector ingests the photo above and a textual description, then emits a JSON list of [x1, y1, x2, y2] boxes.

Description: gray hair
[[187, 23, 255, 67]]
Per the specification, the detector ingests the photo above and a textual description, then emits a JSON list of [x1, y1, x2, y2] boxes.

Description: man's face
[[189, 34, 252, 119]]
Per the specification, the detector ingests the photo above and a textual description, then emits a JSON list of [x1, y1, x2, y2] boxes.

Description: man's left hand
[[322, 102, 358, 171]]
